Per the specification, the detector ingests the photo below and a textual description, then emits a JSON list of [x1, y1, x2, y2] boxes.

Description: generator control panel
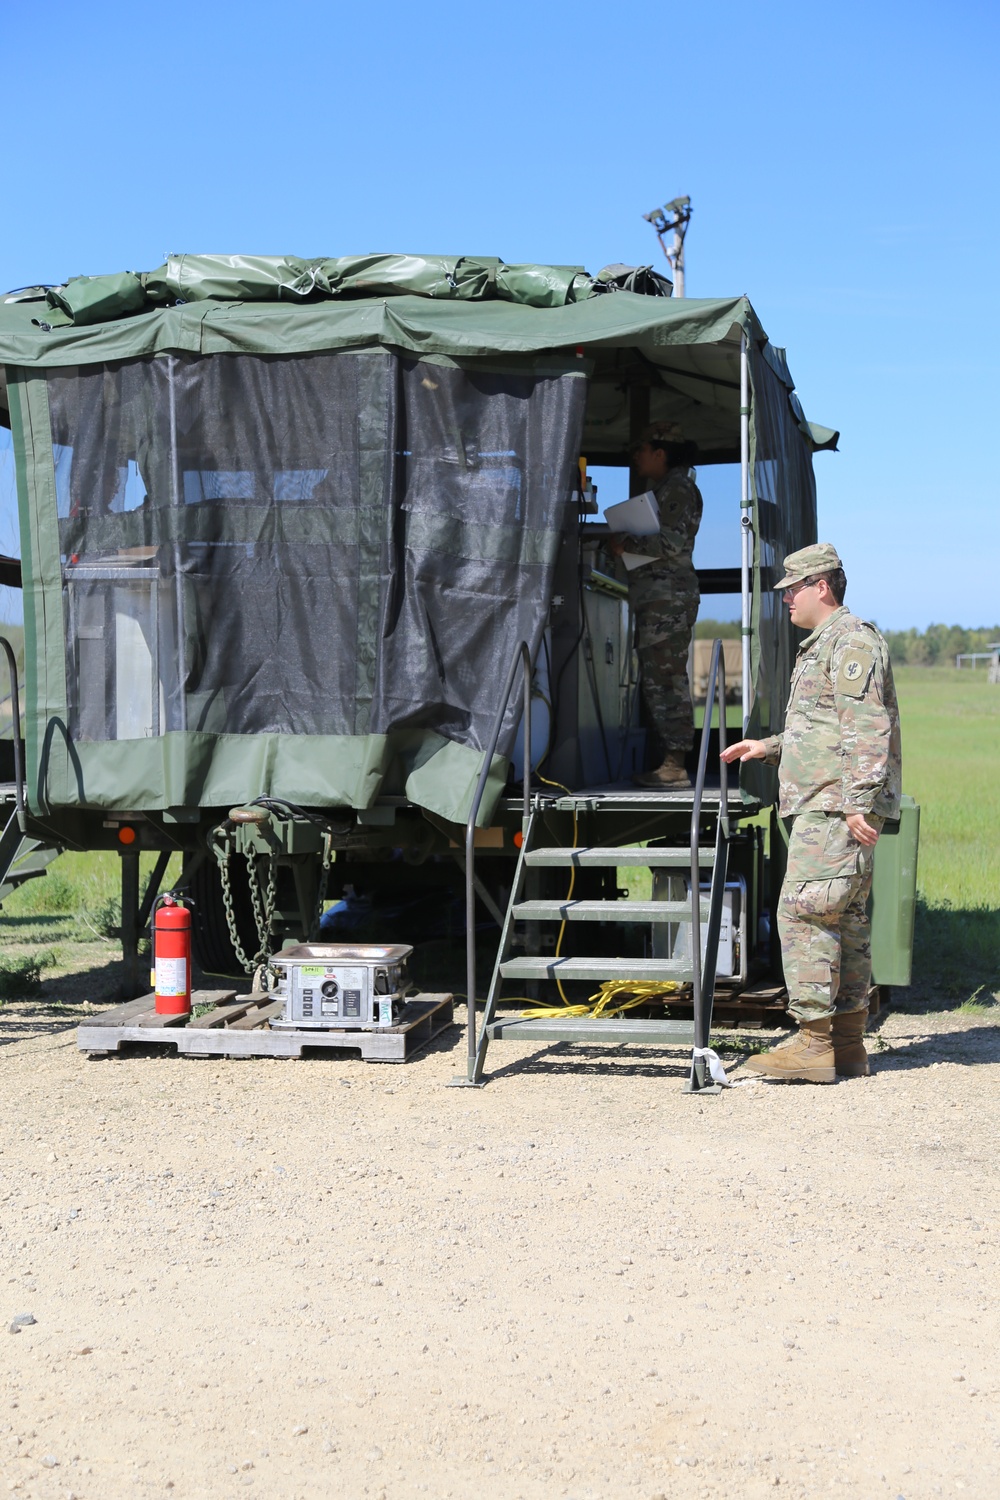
[[269, 943, 413, 1030]]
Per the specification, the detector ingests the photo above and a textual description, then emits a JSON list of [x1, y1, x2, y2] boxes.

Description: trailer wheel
[[188, 857, 259, 979]]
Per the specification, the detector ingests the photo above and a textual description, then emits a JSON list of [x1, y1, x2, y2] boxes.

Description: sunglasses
[[782, 577, 819, 599]]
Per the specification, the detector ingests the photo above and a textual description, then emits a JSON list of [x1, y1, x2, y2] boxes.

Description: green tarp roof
[[0, 252, 838, 459]]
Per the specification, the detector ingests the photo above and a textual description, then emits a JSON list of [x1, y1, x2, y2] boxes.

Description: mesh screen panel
[[374, 361, 585, 752], [46, 350, 583, 774]]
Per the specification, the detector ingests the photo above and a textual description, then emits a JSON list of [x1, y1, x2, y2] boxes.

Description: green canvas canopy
[[0, 254, 834, 824], [0, 253, 837, 460]]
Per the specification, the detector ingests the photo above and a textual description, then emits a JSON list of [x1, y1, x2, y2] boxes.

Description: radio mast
[[643, 196, 692, 297]]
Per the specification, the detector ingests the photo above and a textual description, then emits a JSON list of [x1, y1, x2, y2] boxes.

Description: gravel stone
[[0, 993, 997, 1497]]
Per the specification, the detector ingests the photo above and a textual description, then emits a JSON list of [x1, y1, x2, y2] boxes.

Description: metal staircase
[[0, 816, 60, 904], [452, 638, 732, 1092], [0, 634, 60, 906]]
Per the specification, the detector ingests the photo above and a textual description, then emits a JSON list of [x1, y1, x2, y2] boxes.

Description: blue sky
[[2, 0, 997, 629]]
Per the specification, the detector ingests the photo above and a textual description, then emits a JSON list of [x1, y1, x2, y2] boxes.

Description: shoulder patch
[[836, 646, 876, 697]]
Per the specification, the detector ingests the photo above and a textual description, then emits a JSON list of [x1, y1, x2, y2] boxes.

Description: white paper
[[692, 1046, 732, 1086], [603, 490, 660, 537], [621, 551, 656, 572], [155, 956, 187, 997]]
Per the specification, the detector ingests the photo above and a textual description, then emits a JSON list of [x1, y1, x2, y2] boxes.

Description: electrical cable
[[579, 584, 616, 783], [522, 978, 681, 1019], [548, 523, 588, 756], [248, 795, 332, 829], [530, 767, 681, 1019], [524, 631, 555, 779], [614, 597, 640, 782]]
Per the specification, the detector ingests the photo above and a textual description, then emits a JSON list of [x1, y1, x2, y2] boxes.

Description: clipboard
[[603, 490, 659, 537]]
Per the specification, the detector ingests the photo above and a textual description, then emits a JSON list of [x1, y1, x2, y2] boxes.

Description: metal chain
[[212, 834, 255, 974], [211, 818, 332, 972], [244, 845, 278, 968], [210, 827, 277, 975]]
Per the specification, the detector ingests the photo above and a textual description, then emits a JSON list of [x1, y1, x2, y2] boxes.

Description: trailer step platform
[[487, 1014, 695, 1046], [523, 845, 716, 869], [77, 990, 455, 1063], [499, 955, 691, 983]]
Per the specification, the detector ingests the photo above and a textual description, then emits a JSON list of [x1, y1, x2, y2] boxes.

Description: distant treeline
[[694, 617, 999, 665], [879, 624, 1000, 665]]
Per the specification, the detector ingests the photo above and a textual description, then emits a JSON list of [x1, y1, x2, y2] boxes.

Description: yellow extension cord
[[521, 978, 681, 1020], [524, 771, 681, 1020]]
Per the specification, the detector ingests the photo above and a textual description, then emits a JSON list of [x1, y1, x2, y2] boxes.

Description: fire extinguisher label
[[155, 957, 188, 997]]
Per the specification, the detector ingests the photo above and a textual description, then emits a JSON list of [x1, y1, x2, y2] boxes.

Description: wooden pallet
[[697, 981, 790, 1030], [665, 981, 885, 1029], [656, 981, 790, 1029], [77, 990, 455, 1063]]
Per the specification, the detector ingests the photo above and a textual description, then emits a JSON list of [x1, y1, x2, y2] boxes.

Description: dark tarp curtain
[[16, 349, 585, 823]]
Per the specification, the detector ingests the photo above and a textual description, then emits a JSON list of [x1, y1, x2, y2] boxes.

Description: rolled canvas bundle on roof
[[22, 253, 610, 328], [0, 254, 834, 824]]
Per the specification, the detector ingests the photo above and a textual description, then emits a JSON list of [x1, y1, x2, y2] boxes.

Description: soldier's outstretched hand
[[720, 738, 767, 764], [845, 812, 880, 846]]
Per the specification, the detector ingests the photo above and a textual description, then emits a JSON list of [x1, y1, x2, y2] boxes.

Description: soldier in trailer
[[607, 421, 703, 787], [721, 543, 902, 1081]]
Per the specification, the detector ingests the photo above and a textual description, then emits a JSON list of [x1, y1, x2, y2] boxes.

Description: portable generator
[[269, 943, 413, 1030]]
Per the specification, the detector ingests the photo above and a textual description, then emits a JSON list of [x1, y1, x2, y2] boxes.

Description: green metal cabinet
[[870, 794, 920, 986]]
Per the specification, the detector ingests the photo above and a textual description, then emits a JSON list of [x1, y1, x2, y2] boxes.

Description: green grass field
[[892, 666, 1000, 1004], [893, 666, 1000, 907], [1, 666, 998, 1005]]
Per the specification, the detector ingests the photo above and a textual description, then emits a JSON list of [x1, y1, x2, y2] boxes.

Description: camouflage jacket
[[761, 606, 902, 819], [621, 468, 702, 611]]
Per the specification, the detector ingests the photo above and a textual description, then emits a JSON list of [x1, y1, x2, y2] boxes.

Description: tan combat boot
[[831, 1006, 870, 1077], [743, 1017, 836, 1083], [633, 750, 691, 789]]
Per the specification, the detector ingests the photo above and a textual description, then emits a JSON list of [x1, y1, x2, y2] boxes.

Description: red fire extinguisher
[[153, 894, 192, 1016]]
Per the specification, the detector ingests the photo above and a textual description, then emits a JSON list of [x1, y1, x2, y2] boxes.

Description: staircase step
[[500, 956, 691, 982], [0, 825, 61, 902], [512, 899, 709, 923], [487, 1015, 695, 1046], [8, 848, 59, 880], [3, 868, 50, 891], [524, 846, 714, 869], [0, 813, 23, 879]]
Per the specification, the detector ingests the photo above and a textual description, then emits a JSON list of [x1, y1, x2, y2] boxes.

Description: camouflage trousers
[[634, 595, 699, 756], [778, 811, 884, 1023]]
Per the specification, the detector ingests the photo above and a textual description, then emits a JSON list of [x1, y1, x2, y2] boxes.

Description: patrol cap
[[774, 542, 843, 590], [631, 420, 684, 450]]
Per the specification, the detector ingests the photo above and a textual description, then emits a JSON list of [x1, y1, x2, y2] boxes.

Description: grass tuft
[[957, 985, 998, 1015], [0, 950, 56, 998], [78, 893, 122, 940]]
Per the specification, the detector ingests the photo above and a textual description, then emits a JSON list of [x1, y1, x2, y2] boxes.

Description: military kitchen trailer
[[0, 252, 916, 1084]]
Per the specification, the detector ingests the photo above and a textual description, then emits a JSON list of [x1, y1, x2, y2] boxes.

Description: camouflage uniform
[[761, 597, 902, 1022], [621, 468, 703, 756]]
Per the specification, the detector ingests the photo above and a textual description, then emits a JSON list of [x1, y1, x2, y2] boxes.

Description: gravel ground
[[1, 991, 999, 1500]]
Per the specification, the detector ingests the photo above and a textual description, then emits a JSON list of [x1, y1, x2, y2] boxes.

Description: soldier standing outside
[[608, 422, 703, 787], [721, 543, 901, 1082]]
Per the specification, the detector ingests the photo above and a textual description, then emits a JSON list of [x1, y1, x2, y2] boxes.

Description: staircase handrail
[[464, 640, 533, 1076], [689, 638, 729, 1056], [0, 635, 25, 814]]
